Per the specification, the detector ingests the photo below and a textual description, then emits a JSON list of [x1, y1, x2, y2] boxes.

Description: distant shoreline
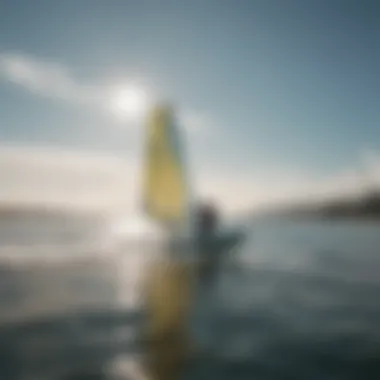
[[285, 214, 380, 223], [259, 190, 380, 222]]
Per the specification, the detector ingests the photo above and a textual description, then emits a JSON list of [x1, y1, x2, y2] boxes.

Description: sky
[[0, 0, 379, 214]]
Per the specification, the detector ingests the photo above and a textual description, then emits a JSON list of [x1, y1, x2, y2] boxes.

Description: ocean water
[[186, 218, 380, 380], [1, 215, 380, 379]]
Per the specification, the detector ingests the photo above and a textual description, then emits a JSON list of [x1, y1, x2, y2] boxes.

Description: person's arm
[[218, 229, 246, 253]]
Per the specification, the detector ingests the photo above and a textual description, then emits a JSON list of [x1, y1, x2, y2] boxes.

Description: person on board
[[195, 201, 245, 283]]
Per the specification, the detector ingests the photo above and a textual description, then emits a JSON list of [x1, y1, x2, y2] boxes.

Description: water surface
[[188, 219, 380, 379]]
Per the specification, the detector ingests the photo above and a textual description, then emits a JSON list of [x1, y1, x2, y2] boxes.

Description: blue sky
[[0, 0, 379, 212]]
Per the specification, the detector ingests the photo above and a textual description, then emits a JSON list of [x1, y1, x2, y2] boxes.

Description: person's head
[[196, 201, 220, 233]]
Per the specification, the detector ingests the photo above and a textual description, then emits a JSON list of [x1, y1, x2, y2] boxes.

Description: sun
[[109, 83, 150, 123]]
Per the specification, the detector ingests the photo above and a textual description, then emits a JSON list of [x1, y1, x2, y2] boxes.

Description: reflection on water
[[1, 215, 380, 379]]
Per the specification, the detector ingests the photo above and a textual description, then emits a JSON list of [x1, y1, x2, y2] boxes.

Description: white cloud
[[0, 52, 97, 104], [0, 51, 212, 134]]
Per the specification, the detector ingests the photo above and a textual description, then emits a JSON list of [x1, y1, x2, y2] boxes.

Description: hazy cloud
[[0, 145, 378, 215], [177, 109, 214, 134], [195, 149, 380, 214], [0, 145, 138, 213], [0, 52, 98, 104]]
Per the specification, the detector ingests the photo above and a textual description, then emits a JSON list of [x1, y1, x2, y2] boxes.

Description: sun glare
[[109, 83, 150, 123], [109, 214, 165, 240]]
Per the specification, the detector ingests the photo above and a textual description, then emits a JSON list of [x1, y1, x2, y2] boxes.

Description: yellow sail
[[142, 105, 188, 225], [141, 104, 195, 380]]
